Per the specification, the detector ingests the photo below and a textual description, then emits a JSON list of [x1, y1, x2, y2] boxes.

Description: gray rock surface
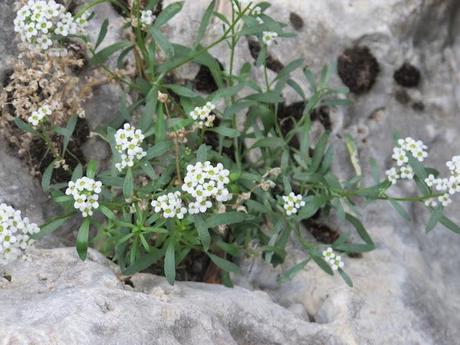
[[0, 247, 345, 345]]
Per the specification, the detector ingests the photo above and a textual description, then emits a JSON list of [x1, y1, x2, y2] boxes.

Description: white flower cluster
[[28, 104, 52, 126], [262, 31, 278, 46], [114, 124, 147, 171], [386, 137, 428, 184], [151, 162, 232, 219], [322, 247, 345, 271], [183, 162, 232, 214], [190, 102, 216, 129], [65, 177, 102, 217], [0, 203, 40, 265], [282, 192, 305, 216], [151, 192, 187, 219], [14, 0, 89, 51], [424, 156, 460, 207], [140, 10, 155, 28]]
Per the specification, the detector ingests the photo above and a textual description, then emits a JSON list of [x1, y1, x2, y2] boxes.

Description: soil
[[247, 38, 284, 73], [394, 62, 421, 88], [204, 117, 236, 161], [27, 118, 89, 183], [289, 12, 304, 31], [193, 61, 224, 94], [303, 220, 340, 244], [337, 46, 380, 94]]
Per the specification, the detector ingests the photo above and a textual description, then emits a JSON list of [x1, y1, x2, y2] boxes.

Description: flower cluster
[[14, 0, 89, 51], [262, 31, 278, 46], [151, 192, 187, 219], [114, 124, 147, 171], [183, 162, 232, 214], [28, 104, 52, 126], [140, 10, 155, 28], [322, 247, 345, 271], [189, 102, 216, 129], [65, 177, 102, 217], [424, 156, 460, 207], [282, 193, 305, 216], [386, 137, 428, 184], [0, 203, 40, 264]]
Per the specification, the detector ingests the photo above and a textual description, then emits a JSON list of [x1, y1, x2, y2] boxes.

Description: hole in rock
[[289, 12, 304, 30], [337, 46, 380, 94], [394, 62, 421, 88], [247, 38, 284, 73]]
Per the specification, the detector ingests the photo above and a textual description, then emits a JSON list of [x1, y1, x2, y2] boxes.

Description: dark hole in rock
[[1, 69, 14, 87], [29, 118, 89, 183], [193, 61, 224, 94], [2, 273, 12, 282], [412, 101, 425, 112], [122, 277, 134, 288], [289, 12, 304, 31], [337, 46, 380, 94], [247, 38, 284, 73], [395, 89, 410, 105], [348, 252, 363, 259], [394, 62, 421, 88], [278, 101, 332, 149], [303, 220, 340, 244], [204, 117, 236, 161]]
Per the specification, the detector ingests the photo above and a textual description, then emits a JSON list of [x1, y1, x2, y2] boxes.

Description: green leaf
[[245, 91, 283, 104], [153, 1, 184, 28], [345, 213, 375, 246], [41, 161, 54, 192], [206, 212, 253, 228], [439, 215, 460, 235], [407, 155, 428, 181], [194, 216, 210, 251], [208, 253, 240, 273], [194, 0, 215, 47], [140, 86, 158, 131], [145, 141, 172, 159], [309, 251, 333, 275], [210, 126, 241, 138], [86, 160, 97, 179], [123, 168, 134, 198], [426, 206, 443, 233], [122, 247, 165, 275], [278, 258, 310, 283], [338, 268, 353, 287], [95, 18, 109, 49], [196, 144, 208, 162], [14, 117, 35, 133], [76, 218, 91, 261], [334, 243, 374, 253], [71, 164, 83, 182], [164, 84, 198, 98], [164, 239, 176, 284], [34, 214, 74, 239], [388, 199, 411, 222], [251, 137, 285, 149], [99, 205, 116, 220], [150, 27, 175, 56], [91, 41, 132, 66], [310, 131, 330, 172], [297, 195, 327, 220]]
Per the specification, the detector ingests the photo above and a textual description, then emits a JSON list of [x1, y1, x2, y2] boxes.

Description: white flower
[[140, 10, 155, 28], [448, 175, 460, 195], [114, 124, 147, 171], [282, 192, 305, 216], [438, 193, 452, 207], [262, 31, 278, 46], [27, 104, 52, 127], [65, 177, 102, 217], [386, 167, 400, 185], [400, 165, 414, 180], [181, 161, 231, 214], [14, 1, 89, 51], [424, 174, 437, 187], [447, 156, 460, 176], [0, 203, 39, 265], [322, 247, 344, 271], [392, 147, 408, 166], [151, 191, 187, 219], [189, 102, 216, 129]]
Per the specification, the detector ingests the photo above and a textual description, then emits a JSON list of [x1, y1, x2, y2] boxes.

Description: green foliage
[[18, 0, 458, 288]]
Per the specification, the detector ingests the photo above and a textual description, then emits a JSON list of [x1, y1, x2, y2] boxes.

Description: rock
[[0, 0, 17, 83], [0, 247, 346, 345]]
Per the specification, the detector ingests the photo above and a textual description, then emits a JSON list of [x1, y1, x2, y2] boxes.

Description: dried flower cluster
[[322, 247, 345, 271], [0, 203, 40, 264], [65, 177, 102, 217], [14, 0, 89, 51], [114, 124, 147, 171], [282, 192, 305, 216], [189, 102, 216, 129]]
